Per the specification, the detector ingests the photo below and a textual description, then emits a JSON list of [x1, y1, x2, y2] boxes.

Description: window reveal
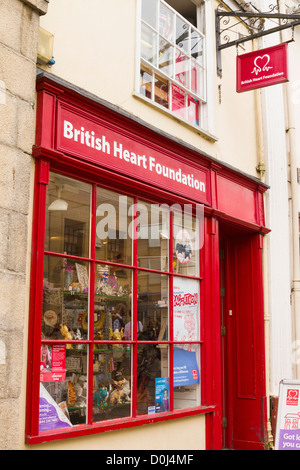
[[37, 171, 202, 434]]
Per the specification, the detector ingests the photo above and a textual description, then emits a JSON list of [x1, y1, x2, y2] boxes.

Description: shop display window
[[92, 346, 131, 422], [45, 174, 91, 258], [137, 343, 169, 415], [96, 188, 133, 265], [42, 255, 90, 341], [94, 264, 132, 340], [29, 169, 204, 441]]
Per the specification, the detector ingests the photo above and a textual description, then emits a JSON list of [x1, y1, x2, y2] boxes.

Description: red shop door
[[220, 231, 267, 450]]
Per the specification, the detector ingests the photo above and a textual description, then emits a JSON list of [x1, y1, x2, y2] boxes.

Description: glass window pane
[[142, 0, 157, 29], [176, 16, 189, 53], [172, 84, 186, 120], [191, 60, 204, 98], [137, 271, 168, 341], [159, 37, 173, 77], [92, 345, 131, 422], [96, 188, 133, 266], [140, 67, 153, 99], [137, 344, 169, 415], [173, 344, 200, 409], [154, 74, 169, 108], [137, 201, 169, 272], [173, 211, 199, 276], [175, 49, 190, 89], [173, 277, 200, 342], [39, 346, 88, 431], [94, 264, 132, 341], [42, 255, 89, 341], [141, 23, 157, 66], [45, 173, 92, 258], [159, 3, 174, 42], [191, 29, 204, 63]]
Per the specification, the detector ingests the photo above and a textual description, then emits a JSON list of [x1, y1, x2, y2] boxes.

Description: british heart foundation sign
[[236, 43, 288, 93]]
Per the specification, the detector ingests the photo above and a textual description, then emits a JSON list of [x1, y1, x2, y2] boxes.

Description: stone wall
[[0, 0, 48, 450]]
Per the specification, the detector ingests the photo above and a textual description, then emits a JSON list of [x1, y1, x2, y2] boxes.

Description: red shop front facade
[[26, 73, 269, 450]]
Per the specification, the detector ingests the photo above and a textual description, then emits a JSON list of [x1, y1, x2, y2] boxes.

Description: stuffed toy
[[108, 370, 131, 405]]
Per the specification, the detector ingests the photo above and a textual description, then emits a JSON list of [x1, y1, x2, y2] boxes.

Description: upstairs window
[[137, 0, 206, 130]]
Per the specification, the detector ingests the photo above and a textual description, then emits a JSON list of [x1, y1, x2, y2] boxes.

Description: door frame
[[219, 226, 268, 450]]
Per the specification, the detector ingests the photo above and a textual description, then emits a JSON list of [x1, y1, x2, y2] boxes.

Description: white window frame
[[135, 0, 215, 138]]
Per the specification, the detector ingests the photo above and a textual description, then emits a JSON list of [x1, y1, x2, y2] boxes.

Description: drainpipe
[[255, 87, 266, 182], [280, 1, 300, 378], [284, 78, 300, 379]]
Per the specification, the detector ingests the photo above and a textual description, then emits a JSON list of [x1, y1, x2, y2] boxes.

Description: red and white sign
[[56, 103, 208, 204], [286, 389, 299, 406], [173, 278, 200, 342], [40, 345, 66, 383], [236, 43, 288, 93]]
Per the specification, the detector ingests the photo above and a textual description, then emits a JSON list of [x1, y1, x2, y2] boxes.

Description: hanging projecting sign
[[236, 43, 288, 93]]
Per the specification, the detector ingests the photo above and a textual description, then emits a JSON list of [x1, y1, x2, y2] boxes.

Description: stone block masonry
[[0, 0, 48, 450]]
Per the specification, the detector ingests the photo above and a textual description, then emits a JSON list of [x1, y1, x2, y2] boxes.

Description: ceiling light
[[48, 188, 68, 211], [48, 198, 68, 211]]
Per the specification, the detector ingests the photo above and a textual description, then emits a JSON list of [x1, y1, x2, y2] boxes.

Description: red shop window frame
[[25, 159, 215, 445]]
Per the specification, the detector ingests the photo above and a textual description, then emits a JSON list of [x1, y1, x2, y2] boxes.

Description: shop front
[[25, 73, 269, 449]]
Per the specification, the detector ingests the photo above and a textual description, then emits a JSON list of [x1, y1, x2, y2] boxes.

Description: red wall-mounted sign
[[55, 103, 209, 204], [236, 43, 288, 93]]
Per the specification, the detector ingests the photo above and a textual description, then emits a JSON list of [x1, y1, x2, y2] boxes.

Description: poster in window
[[40, 345, 66, 382], [173, 277, 199, 342], [187, 96, 199, 126], [155, 377, 170, 413], [175, 229, 193, 265], [39, 384, 72, 432], [173, 347, 200, 387]]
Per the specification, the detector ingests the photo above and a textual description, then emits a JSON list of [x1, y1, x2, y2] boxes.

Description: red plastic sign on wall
[[236, 43, 288, 93]]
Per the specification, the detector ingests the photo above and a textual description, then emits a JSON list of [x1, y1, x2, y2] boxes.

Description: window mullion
[[87, 184, 97, 425], [131, 197, 139, 418], [151, 70, 155, 101], [188, 25, 192, 92], [169, 210, 174, 411]]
